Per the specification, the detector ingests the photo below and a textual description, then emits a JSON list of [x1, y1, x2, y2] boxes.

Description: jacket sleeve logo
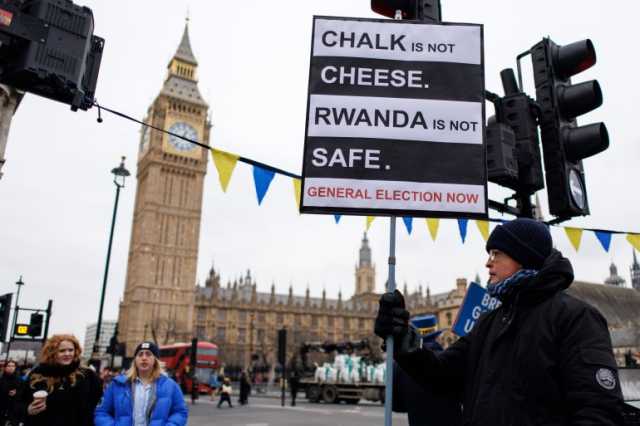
[[595, 368, 616, 390]]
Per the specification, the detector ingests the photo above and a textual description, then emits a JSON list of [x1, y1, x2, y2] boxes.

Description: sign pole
[[384, 216, 398, 426]]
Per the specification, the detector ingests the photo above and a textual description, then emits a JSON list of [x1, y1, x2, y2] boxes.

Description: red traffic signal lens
[[554, 39, 596, 79], [371, 0, 416, 19]]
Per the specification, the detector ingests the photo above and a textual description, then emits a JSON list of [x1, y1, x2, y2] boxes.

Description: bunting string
[[96, 102, 640, 253]]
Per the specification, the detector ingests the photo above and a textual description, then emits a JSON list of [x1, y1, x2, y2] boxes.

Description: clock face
[[168, 122, 198, 152]]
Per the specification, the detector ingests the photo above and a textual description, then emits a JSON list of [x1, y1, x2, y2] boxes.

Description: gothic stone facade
[[194, 234, 467, 368]]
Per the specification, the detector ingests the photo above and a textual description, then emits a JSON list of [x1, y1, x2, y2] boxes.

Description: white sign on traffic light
[[300, 16, 486, 218]]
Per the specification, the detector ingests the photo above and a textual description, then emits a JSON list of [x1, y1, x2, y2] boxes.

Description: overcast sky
[[0, 0, 638, 348]]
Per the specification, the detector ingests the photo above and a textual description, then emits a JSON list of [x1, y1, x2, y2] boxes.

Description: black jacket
[[19, 362, 102, 426], [397, 250, 624, 426], [393, 362, 462, 426], [0, 372, 24, 422]]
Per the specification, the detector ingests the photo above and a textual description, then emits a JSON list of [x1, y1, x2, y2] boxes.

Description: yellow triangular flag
[[564, 227, 583, 251], [366, 216, 375, 231], [627, 234, 640, 252], [425, 218, 439, 241], [476, 220, 490, 242], [211, 149, 239, 192], [293, 178, 301, 210]]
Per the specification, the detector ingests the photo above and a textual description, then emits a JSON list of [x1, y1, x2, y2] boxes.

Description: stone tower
[[118, 21, 210, 356], [631, 250, 640, 291], [355, 232, 375, 295], [604, 262, 625, 287]]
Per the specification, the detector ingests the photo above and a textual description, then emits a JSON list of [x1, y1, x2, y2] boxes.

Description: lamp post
[[4, 275, 24, 360], [93, 157, 130, 359]]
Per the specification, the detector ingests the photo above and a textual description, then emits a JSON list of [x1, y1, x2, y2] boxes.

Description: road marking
[[246, 424, 269, 426]]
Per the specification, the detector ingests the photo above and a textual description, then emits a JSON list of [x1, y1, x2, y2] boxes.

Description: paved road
[[187, 396, 410, 426]]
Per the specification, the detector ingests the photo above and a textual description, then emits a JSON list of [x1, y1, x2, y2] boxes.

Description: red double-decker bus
[[159, 341, 220, 394]]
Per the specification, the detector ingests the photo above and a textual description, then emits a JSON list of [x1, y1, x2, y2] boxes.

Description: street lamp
[[93, 157, 130, 359]]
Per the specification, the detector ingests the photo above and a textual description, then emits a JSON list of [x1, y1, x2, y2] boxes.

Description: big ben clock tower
[[118, 21, 210, 356]]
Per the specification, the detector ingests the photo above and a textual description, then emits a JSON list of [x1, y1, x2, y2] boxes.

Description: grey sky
[[0, 0, 638, 347]]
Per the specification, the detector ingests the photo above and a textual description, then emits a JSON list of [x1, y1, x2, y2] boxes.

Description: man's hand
[[374, 290, 410, 339]]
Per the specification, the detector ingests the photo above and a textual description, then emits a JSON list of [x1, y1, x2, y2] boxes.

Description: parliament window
[[217, 310, 226, 321], [216, 327, 225, 341], [238, 328, 246, 343]]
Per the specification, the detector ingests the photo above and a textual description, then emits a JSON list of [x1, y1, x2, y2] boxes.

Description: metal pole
[[94, 183, 122, 356], [281, 361, 286, 407], [43, 300, 52, 341], [384, 216, 397, 426]]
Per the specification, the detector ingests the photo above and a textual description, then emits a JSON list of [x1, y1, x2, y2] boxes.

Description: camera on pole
[[531, 38, 608, 219], [0, 0, 104, 111]]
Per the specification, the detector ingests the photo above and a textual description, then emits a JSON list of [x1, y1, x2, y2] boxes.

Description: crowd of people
[[0, 336, 188, 426]]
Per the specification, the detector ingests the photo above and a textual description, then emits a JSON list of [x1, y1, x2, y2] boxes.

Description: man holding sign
[[375, 218, 623, 425]]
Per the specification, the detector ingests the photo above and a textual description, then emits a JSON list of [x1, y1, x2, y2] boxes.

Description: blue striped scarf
[[487, 269, 538, 301]]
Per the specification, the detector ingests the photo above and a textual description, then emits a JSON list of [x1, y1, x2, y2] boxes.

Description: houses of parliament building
[[115, 21, 468, 367]]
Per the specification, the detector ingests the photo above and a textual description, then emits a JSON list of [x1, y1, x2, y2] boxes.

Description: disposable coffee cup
[[33, 390, 47, 402]]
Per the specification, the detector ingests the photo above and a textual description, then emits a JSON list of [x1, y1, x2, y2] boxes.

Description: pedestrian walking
[[0, 360, 23, 426], [217, 378, 233, 408], [190, 376, 199, 405], [238, 371, 251, 405], [287, 359, 301, 407], [19, 334, 102, 426], [208, 371, 220, 401], [375, 218, 624, 425], [95, 341, 188, 426]]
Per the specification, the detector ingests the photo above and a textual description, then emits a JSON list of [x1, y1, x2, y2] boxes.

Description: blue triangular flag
[[334, 215, 342, 224], [594, 231, 612, 252], [458, 218, 469, 243], [252, 166, 275, 205], [402, 217, 413, 235]]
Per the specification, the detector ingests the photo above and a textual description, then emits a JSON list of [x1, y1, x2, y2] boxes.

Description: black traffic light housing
[[371, 0, 441, 22], [0, 293, 13, 342], [28, 312, 43, 337], [0, 0, 104, 111], [531, 38, 608, 218], [486, 69, 544, 197]]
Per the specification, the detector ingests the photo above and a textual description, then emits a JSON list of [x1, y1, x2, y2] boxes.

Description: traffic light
[[28, 313, 43, 337], [0, 293, 12, 342], [277, 329, 287, 365], [531, 38, 608, 218], [371, 0, 441, 21], [0, 0, 104, 110], [486, 69, 544, 196]]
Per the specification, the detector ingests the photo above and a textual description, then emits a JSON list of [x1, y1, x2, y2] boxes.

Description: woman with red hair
[[19, 334, 102, 426]]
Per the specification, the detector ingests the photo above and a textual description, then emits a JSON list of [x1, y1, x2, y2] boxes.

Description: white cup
[[33, 390, 47, 403]]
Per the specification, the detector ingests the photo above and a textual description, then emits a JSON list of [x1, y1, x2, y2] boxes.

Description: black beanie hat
[[134, 341, 159, 358], [486, 218, 552, 270]]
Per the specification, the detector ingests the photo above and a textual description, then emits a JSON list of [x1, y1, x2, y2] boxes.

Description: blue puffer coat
[[94, 374, 188, 426]]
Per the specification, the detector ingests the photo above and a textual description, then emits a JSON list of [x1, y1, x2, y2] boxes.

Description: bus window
[[198, 348, 218, 356], [195, 367, 212, 384]]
